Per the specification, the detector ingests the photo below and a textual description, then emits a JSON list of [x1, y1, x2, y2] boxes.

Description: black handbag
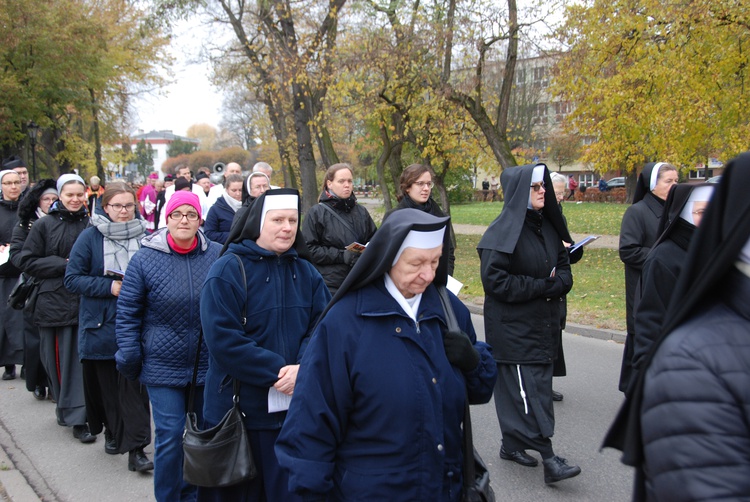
[[182, 254, 257, 488], [437, 286, 496, 502], [8, 273, 39, 311]]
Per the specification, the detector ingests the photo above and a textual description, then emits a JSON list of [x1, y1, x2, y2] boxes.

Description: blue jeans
[[147, 385, 204, 502]]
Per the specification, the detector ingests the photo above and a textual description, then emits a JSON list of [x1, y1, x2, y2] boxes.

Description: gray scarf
[[92, 213, 147, 274]]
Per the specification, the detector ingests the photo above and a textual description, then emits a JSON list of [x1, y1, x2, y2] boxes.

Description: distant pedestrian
[[618, 162, 678, 392], [203, 174, 244, 244], [567, 175, 579, 200], [482, 177, 490, 201], [489, 174, 499, 201]]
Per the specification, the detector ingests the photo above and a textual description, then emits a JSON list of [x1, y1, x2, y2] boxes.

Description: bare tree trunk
[[377, 124, 393, 210], [89, 88, 104, 180]]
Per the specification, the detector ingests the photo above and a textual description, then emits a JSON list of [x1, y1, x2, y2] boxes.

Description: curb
[[0, 446, 41, 502], [463, 300, 626, 344]]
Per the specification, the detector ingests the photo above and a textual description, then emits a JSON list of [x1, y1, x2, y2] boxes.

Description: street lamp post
[[27, 121, 39, 181]]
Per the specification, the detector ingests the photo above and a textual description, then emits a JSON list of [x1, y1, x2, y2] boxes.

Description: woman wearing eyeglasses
[[0, 170, 24, 381], [115, 191, 221, 501], [64, 182, 153, 473], [16, 174, 93, 442], [301, 163, 377, 295], [478, 164, 581, 485], [383, 164, 456, 274], [627, 183, 714, 394]]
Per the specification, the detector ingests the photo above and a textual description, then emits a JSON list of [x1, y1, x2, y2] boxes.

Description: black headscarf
[[321, 208, 451, 318], [17, 179, 56, 224], [603, 151, 750, 470], [477, 163, 571, 254], [651, 183, 713, 249], [632, 162, 673, 204], [220, 188, 310, 260], [319, 189, 357, 212]]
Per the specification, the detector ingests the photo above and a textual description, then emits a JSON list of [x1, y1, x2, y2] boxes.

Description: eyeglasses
[[2, 181, 21, 186], [169, 211, 200, 222], [107, 203, 137, 212], [530, 181, 546, 192], [691, 209, 706, 215], [413, 181, 434, 189]]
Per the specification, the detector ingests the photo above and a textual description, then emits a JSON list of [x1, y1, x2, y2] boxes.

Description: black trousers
[[81, 359, 151, 453], [494, 363, 555, 458]]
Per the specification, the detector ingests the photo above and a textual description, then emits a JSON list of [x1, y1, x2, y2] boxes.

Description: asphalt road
[[0, 314, 632, 501]]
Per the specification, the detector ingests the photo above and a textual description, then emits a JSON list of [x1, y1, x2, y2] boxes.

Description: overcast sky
[[132, 19, 223, 138]]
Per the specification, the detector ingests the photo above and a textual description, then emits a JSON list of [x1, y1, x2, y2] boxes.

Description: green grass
[[449, 201, 628, 236], [453, 235, 626, 331]]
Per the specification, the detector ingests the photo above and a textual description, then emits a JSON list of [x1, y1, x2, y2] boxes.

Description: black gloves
[[443, 329, 480, 372], [343, 250, 360, 267], [544, 276, 565, 298]]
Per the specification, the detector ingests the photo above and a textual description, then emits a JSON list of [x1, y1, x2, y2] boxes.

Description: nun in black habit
[[626, 183, 714, 395], [603, 151, 750, 501], [275, 209, 496, 501], [617, 162, 678, 392], [477, 164, 580, 484]]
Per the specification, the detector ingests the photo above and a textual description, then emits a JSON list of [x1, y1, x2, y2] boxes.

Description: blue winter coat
[[65, 226, 129, 360], [203, 196, 235, 244], [200, 239, 331, 430], [640, 269, 750, 501], [115, 228, 221, 386], [275, 280, 497, 502]]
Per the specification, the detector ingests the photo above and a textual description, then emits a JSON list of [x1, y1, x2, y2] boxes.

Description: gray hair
[[252, 162, 273, 175], [550, 172, 567, 185]]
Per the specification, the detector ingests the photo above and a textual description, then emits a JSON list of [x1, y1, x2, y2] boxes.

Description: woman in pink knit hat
[[115, 190, 222, 501]]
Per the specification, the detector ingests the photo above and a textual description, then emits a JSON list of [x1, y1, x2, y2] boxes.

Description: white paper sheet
[[268, 387, 292, 413]]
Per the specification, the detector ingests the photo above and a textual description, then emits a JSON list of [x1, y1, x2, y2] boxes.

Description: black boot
[[128, 449, 154, 472], [33, 386, 47, 401], [543, 455, 581, 484], [2, 365, 16, 380], [72, 425, 96, 444], [104, 429, 118, 455]]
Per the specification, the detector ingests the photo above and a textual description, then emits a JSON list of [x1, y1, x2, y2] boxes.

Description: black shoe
[[2, 366, 16, 380], [33, 386, 47, 401], [543, 455, 581, 484], [552, 390, 564, 402], [128, 449, 154, 472], [500, 446, 538, 467], [72, 425, 96, 444], [104, 429, 118, 455]]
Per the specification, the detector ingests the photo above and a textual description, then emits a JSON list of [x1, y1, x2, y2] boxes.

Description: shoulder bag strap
[[187, 254, 247, 414], [437, 285, 476, 491], [319, 202, 360, 243]]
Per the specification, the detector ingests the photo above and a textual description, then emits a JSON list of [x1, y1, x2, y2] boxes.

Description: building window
[[554, 101, 572, 123], [578, 173, 595, 187], [533, 102, 548, 125], [516, 69, 526, 85], [688, 168, 713, 179]]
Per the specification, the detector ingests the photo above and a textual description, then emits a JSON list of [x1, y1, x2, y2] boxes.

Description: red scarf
[[167, 234, 198, 254]]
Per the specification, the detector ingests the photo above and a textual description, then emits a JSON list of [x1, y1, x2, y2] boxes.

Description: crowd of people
[[1, 150, 748, 501]]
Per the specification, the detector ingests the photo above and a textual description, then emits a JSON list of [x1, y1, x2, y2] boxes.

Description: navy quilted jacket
[[115, 228, 221, 386]]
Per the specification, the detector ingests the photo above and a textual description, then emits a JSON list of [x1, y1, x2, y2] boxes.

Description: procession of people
[[2, 152, 748, 501]]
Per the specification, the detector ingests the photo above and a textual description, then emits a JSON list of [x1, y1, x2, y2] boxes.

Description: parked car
[[707, 175, 722, 184], [606, 177, 626, 188]]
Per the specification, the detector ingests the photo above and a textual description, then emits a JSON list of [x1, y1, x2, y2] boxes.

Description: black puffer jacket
[[16, 202, 89, 327], [480, 210, 572, 364], [301, 191, 377, 294], [640, 269, 750, 501]]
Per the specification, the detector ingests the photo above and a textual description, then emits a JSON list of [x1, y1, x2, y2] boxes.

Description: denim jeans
[[147, 385, 204, 502]]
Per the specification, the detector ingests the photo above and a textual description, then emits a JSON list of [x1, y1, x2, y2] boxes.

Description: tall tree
[[554, 0, 750, 179]]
